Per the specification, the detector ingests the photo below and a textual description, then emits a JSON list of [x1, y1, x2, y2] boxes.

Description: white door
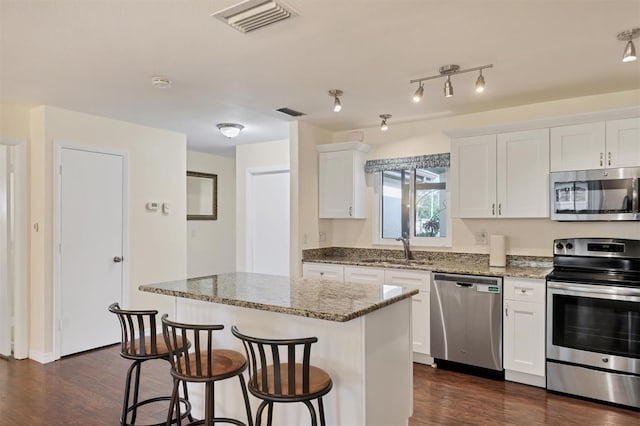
[[59, 147, 125, 356], [0, 145, 10, 356], [247, 170, 289, 276]]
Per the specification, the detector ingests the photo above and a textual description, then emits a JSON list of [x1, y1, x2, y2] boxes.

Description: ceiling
[[1, 1, 639, 156]]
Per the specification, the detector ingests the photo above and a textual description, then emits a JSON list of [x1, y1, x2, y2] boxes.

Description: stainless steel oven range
[[546, 238, 640, 409]]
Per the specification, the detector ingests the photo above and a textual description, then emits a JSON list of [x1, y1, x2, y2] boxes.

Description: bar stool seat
[[256, 364, 332, 397], [231, 326, 333, 426], [109, 303, 193, 426], [161, 314, 253, 426]]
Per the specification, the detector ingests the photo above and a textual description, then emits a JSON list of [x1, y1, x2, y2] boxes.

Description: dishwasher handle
[[456, 282, 474, 288], [433, 273, 500, 287]]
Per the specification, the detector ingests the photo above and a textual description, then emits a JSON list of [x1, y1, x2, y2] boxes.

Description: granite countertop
[[139, 272, 418, 323], [303, 248, 552, 280]]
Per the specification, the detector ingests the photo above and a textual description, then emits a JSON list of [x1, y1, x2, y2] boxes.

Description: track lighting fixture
[[410, 63, 493, 100], [618, 28, 639, 63], [379, 114, 392, 131], [329, 89, 343, 112], [412, 83, 424, 103], [444, 76, 453, 98], [475, 70, 486, 93]]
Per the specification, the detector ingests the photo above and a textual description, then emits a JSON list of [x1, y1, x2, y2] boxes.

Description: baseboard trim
[[413, 352, 434, 366], [29, 350, 56, 364]]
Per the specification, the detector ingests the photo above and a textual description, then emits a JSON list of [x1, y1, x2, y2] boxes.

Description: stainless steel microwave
[[550, 167, 640, 221]]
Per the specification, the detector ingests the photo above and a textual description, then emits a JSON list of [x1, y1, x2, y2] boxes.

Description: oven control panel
[[554, 238, 640, 258]]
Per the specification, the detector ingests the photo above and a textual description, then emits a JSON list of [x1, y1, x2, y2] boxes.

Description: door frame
[[244, 165, 289, 273], [0, 137, 28, 359], [53, 142, 129, 360]]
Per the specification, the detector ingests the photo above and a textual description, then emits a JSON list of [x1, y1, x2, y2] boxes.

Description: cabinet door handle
[[492, 203, 495, 216], [608, 152, 611, 166], [498, 203, 502, 215], [600, 152, 603, 167], [505, 303, 509, 317], [348, 206, 353, 217]]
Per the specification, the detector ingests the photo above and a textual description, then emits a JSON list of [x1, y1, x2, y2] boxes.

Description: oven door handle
[[547, 282, 640, 297]]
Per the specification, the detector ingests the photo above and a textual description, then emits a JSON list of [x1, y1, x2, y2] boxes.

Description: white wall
[[187, 151, 236, 277], [29, 105, 187, 360], [235, 139, 290, 272], [328, 90, 640, 256], [1, 103, 31, 359], [289, 121, 333, 277]]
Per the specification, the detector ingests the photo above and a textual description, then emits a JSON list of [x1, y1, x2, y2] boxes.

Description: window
[[378, 167, 450, 246]]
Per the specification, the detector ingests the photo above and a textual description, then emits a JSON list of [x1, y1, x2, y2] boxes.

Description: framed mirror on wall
[[187, 171, 217, 220]]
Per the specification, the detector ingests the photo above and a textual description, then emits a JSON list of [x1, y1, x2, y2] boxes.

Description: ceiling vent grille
[[276, 107, 305, 117], [212, 0, 297, 33]]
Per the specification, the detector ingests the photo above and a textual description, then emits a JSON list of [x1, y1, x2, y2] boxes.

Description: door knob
[[113, 256, 123, 263]]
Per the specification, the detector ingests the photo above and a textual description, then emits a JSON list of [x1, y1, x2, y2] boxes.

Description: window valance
[[364, 153, 450, 173]]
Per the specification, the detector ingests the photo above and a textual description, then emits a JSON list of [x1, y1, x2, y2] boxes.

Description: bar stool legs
[[122, 359, 193, 426]]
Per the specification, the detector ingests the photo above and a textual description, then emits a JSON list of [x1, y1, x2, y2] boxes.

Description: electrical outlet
[[319, 231, 326, 243], [474, 230, 487, 244]]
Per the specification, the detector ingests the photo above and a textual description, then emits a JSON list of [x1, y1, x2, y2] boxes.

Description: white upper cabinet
[[550, 122, 605, 171], [497, 129, 550, 218], [451, 134, 497, 218], [452, 129, 549, 218], [317, 142, 370, 219], [606, 117, 640, 168], [550, 118, 640, 171]]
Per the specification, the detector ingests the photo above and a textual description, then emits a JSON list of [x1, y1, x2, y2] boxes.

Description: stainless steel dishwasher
[[430, 273, 503, 371]]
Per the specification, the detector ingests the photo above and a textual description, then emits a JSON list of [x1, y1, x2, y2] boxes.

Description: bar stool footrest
[[188, 418, 247, 426], [123, 396, 192, 426]]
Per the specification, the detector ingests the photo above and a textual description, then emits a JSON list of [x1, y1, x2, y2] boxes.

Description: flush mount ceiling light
[[618, 28, 640, 62], [151, 76, 172, 89], [379, 114, 392, 131], [410, 63, 493, 100], [329, 89, 343, 112], [216, 123, 244, 138]]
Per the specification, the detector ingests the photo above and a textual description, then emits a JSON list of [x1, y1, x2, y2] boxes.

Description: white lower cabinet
[[384, 269, 431, 363], [344, 266, 385, 284], [503, 278, 546, 387], [302, 263, 344, 282]]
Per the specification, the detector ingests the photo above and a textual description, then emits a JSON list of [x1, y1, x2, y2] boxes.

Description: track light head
[[412, 83, 424, 103], [618, 28, 640, 63], [379, 114, 392, 131], [329, 89, 343, 112], [444, 76, 453, 98], [475, 71, 486, 93], [623, 40, 637, 62]]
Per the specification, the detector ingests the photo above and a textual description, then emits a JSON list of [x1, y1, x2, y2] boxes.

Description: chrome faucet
[[396, 234, 411, 260]]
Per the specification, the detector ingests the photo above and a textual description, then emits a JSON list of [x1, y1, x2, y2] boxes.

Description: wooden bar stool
[[231, 326, 333, 426], [108, 303, 193, 426], [161, 314, 253, 426]]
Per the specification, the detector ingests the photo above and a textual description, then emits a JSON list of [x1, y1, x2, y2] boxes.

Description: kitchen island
[[140, 272, 418, 426]]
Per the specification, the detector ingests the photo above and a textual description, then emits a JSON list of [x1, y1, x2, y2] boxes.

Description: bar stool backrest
[[231, 325, 318, 397], [161, 314, 225, 379], [108, 302, 161, 359]]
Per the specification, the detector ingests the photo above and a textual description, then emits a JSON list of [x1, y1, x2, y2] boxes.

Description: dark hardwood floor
[[0, 345, 637, 425]]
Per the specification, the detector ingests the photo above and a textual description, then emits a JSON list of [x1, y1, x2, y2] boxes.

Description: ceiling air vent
[[276, 107, 305, 117], [212, 0, 297, 33]]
